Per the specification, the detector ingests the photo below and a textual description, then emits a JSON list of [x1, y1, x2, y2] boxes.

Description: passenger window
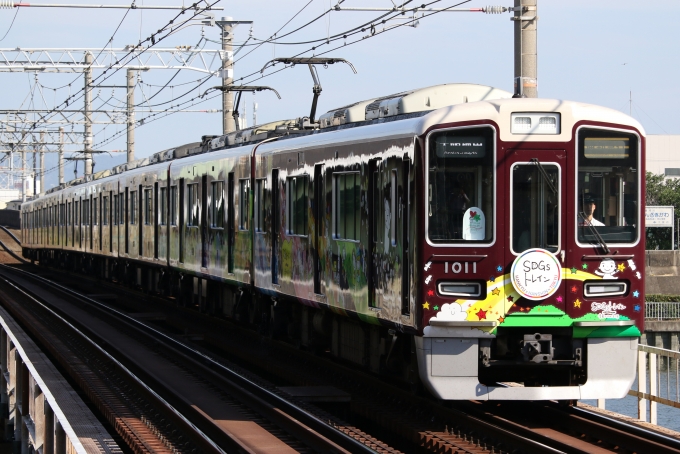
[[211, 181, 224, 228], [333, 172, 360, 241], [130, 191, 137, 225], [159, 187, 167, 226], [186, 184, 199, 227], [239, 179, 249, 231], [144, 188, 153, 225], [102, 197, 108, 226], [170, 186, 178, 226], [254, 178, 266, 232], [286, 175, 308, 236]]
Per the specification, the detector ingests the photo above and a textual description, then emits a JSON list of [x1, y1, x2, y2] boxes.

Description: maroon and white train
[[22, 83, 645, 400]]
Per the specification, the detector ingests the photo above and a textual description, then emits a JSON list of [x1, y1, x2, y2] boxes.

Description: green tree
[[646, 172, 680, 250]]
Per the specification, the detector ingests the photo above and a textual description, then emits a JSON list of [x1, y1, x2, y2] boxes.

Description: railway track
[[0, 263, 387, 453], [0, 243, 679, 452]]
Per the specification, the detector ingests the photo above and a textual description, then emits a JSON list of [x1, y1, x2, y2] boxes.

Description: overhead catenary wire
[[22, 0, 474, 171], [97, 0, 471, 149], [24, 0, 220, 135], [0, 5, 19, 41]]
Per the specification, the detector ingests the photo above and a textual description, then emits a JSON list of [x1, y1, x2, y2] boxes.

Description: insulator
[[0, 0, 15, 8], [483, 5, 507, 14]]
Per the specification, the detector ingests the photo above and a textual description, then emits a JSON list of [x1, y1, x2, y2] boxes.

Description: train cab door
[[505, 148, 567, 315]]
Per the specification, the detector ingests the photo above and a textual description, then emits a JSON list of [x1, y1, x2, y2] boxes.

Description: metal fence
[[627, 344, 680, 425], [645, 301, 680, 320]]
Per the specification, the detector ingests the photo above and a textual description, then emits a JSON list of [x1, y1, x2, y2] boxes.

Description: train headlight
[[511, 113, 561, 135], [438, 282, 482, 298], [583, 281, 628, 297]]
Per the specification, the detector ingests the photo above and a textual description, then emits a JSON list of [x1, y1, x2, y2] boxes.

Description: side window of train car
[[286, 175, 308, 236], [130, 190, 137, 225], [239, 179, 250, 231], [82, 199, 90, 225], [113, 194, 119, 225], [187, 183, 199, 227], [210, 181, 224, 229], [333, 172, 360, 241], [144, 187, 153, 225], [74, 201, 79, 227], [170, 185, 178, 226], [159, 187, 167, 226], [93, 196, 98, 226], [254, 178, 266, 232], [102, 195, 109, 225]]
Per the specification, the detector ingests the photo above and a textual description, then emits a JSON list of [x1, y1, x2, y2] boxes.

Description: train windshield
[[427, 127, 494, 244], [577, 129, 639, 244]]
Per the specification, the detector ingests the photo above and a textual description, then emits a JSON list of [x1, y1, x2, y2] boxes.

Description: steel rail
[[0, 266, 226, 454], [0, 263, 380, 453]]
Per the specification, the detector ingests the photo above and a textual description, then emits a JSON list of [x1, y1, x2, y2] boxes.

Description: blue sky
[[1, 0, 678, 189]]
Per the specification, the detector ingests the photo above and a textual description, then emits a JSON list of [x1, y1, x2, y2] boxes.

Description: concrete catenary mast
[[513, 0, 537, 98]]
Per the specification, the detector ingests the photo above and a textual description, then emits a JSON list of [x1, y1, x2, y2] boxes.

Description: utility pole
[[512, 0, 537, 98], [216, 17, 253, 134], [40, 131, 45, 194], [21, 133, 25, 202], [84, 51, 93, 175], [127, 69, 135, 163], [218, 17, 234, 134], [58, 127, 64, 185], [32, 137, 36, 196]]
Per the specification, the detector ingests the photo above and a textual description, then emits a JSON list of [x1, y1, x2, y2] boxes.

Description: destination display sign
[[584, 137, 630, 159], [435, 136, 486, 158]]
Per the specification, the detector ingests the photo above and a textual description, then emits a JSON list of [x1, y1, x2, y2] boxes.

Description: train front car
[[416, 98, 644, 400]]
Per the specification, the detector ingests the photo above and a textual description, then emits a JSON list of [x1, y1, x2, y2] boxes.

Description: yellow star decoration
[[617, 263, 626, 272], [574, 299, 581, 308], [491, 288, 501, 296], [423, 302, 430, 310]]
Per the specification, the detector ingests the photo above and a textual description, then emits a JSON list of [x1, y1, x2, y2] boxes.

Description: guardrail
[[627, 344, 680, 425], [645, 301, 680, 320]]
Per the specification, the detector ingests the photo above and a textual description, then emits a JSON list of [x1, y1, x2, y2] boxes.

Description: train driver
[[579, 196, 604, 227]]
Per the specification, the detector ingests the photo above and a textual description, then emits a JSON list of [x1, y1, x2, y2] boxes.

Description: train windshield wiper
[[530, 158, 557, 194], [578, 212, 611, 254]]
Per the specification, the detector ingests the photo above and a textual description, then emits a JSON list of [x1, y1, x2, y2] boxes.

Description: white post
[[597, 398, 605, 410], [219, 17, 234, 134], [650, 353, 657, 425], [84, 51, 93, 176], [638, 349, 647, 422], [58, 127, 64, 185], [127, 69, 135, 163]]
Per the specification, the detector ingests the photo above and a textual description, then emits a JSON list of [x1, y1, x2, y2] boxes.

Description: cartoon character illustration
[[434, 302, 468, 321], [594, 259, 619, 279]]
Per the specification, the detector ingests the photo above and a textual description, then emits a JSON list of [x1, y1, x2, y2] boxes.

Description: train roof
[[32, 84, 645, 200]]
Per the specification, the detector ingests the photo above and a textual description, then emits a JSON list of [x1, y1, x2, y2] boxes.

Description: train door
[[370, 157, 409, 313], [270, 169, 279, 284], [201, 175, 208, 268], [505, 148, 566, 315], [313, 164, 323, 295]]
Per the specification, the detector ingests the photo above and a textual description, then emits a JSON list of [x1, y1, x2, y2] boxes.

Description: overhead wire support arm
[[260, 57, 356, 124]]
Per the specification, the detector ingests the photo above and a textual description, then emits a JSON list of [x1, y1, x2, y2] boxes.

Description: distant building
[[647, 135, 680, 177], [5, 200, 22, 210]]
